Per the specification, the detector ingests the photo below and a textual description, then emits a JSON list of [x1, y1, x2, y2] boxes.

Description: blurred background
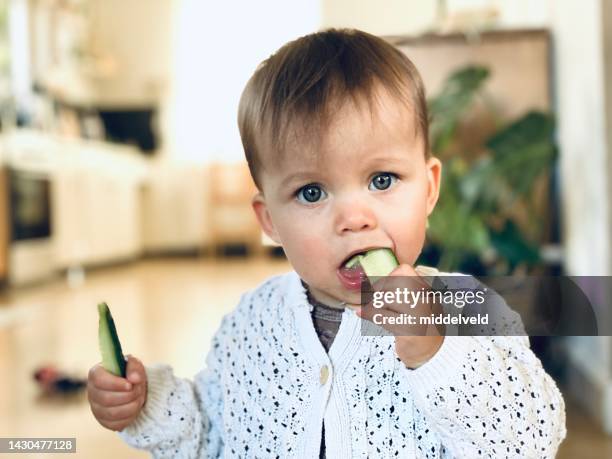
[[0, 0, 611, 457]]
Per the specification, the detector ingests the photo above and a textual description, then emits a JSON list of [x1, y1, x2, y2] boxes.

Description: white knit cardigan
[[118, 268, 566, 458]]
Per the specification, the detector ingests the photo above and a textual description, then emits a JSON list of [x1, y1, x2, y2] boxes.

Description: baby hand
[[87, 355, 147, 431], [357, 264, 445, 369]]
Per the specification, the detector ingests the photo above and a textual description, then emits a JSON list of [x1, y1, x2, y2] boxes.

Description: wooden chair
[[206, 162, 263, 257]]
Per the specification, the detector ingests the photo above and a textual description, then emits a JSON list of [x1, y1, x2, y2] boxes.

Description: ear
[[425, 156, 442, 216], [252, 192, 281, 244]]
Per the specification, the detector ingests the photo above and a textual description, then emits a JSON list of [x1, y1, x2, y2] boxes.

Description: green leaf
[[429, 65, 490, 154], [426, 66, 556, 274], [428, 186, 490, 254], [485, 111, 556, 198], [458, 156, 495, 209], [486, 111, 554, 157], [490, 220, 540, 270]]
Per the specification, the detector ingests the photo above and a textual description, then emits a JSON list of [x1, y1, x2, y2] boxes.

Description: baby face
[[252, 88, 441, 307]]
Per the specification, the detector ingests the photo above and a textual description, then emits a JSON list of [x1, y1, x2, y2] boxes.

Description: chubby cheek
[[276, 224, 332, 285], [395, 221, 426, 266], [385, 195, 428, 265]]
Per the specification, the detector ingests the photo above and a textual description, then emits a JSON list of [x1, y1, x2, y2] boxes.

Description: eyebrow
[[365, 155, 407, 166], [280, 152, 414, 188], [363, 152, 416, 169], [279, 171, 320, 189]]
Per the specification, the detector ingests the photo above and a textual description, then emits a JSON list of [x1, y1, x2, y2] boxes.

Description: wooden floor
[[0, 258, 610, 458]]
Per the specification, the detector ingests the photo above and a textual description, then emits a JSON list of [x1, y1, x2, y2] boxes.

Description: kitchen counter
[[0, 129, 149, 285]]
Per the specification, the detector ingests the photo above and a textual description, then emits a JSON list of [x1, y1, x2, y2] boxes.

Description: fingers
[[389, 264, 431, 290], [89, 364, 132, 391], [88, 357, 148, 432], [100, 420, 131, 432], [88, 384, 145, 432], [358, 263, 435, 336], [389, 264, 418, 277], [90, 397, 145, 423], [95, 409, 139, 432], [125, 355, 146, 385], [370, 264, 428, 293], [89, 384, 145, 407]]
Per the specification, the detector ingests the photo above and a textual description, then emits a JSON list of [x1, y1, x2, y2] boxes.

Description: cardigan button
[[319, 365, 329, 385]]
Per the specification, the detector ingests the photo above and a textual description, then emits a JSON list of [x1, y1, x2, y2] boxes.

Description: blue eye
[[296, 184, 326, 203], [369, 172, 397, 191]]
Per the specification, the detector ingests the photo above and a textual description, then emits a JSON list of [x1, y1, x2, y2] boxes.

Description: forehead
[[265, 86, 420, 174]]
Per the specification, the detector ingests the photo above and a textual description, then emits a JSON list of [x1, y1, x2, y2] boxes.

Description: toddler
[[88, 28, 566, 458]]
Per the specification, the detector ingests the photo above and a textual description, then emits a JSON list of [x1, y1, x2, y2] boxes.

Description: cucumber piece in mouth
[[345, 248, 399, 278], [98, 302, 127, 377]]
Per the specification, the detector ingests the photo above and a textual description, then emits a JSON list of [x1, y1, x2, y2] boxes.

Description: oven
[[9, 168, 52, 241], [8, 167, 55, 285], [0, 168, 8, 283]]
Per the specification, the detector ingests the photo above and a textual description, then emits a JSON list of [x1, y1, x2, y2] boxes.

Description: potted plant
[[421, 65, 558, 275]]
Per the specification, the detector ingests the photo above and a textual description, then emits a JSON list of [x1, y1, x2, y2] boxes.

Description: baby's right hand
[[87, 355, 147, 432]]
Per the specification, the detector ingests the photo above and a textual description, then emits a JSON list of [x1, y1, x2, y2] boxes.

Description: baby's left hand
[[356, 264, 445, 369]]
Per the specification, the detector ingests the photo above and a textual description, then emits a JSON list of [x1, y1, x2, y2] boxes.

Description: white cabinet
[[140, 164, 208, 253], [52, 138, 146, 269], [1, 130, 147, 282]]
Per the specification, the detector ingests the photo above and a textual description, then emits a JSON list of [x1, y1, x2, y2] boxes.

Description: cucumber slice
[[98, 302, 127, 377], [346, 248, 399, 278], [345, 255, 361, 269]]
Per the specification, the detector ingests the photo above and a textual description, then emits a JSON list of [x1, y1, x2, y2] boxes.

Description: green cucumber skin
[[347, 248, 399, 279], [98, 302, 127, 377]]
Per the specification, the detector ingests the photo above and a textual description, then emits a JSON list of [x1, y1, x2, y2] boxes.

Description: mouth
[[339, 247, 388, 270], [336, 247, 389, 291]]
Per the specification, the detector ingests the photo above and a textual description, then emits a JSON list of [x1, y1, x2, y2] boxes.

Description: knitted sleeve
[[116, 317, 228, 458], [403, 335, 567, 458]]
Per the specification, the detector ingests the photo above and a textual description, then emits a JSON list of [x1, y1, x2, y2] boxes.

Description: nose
[[334, 199, 377, 235]]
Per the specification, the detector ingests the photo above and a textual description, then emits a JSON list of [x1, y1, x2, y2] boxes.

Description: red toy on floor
[[33, 366, 86, 394]]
